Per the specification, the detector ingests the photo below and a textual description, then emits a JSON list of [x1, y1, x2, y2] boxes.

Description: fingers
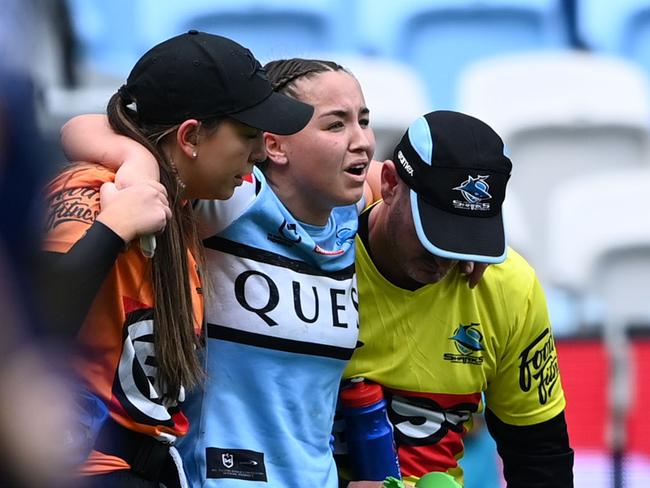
[[459, 261, 489, 289], [459, 261, 474, 275], [99, 181, 119, 207], [97, 179, 172, 242], [468, 263, 489, 289], [143, 182, 171, 234], [162, 202, 172, 223]]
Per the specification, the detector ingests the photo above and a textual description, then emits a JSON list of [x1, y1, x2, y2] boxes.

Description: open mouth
[[345, 163, 367, 176]]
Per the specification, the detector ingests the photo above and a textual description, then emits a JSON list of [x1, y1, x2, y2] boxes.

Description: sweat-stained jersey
[[43, 164, 204, 475], [178, 167, 360, 488], [340, 217, 566, 486]]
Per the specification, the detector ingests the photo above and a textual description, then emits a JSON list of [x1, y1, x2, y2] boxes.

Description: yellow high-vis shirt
[[344, 233, 566, 486]]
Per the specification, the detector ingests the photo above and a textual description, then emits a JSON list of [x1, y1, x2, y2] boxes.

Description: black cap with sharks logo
[[392, 110, 512, 263]]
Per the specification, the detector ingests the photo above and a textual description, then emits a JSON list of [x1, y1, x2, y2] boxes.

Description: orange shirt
[[44, 164, 203, 474]]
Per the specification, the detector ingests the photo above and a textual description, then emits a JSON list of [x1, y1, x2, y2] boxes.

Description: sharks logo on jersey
[[450, 323, 484, 355], [268, 219, 302, 247], [444, 323, 484, 365], [453, 175, 492, 211]]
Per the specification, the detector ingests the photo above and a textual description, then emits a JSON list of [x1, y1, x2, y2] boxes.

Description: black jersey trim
[[207, 323, 355, 360], [202, 236, 355, 280]]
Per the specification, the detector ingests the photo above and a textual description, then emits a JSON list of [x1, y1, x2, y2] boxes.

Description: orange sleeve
[[43, 164, 115, 253]]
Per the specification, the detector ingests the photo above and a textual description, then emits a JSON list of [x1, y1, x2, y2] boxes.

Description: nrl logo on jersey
[[444, 323, 484, 365], [222, 453, 234, 469]]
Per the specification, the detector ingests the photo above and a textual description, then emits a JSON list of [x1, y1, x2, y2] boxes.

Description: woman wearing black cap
[[61, 55, 376, 487], [41, 31, 312, 488]]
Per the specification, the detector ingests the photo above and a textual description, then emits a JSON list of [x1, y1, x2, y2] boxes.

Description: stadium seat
[[578, 0, 650, 80], [357, 0, 568, 109], [335, 55, 431, 160], [502, 189, 533, 261], [547, 168, 650, 330], [457, 51, 650, 280], [137, 0, 355, 64], [66, 0, 144, 79]]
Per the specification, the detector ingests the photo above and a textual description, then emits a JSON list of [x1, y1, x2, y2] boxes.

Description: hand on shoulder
[[96, 180, 171, 243], [458, 261, 489, 289]]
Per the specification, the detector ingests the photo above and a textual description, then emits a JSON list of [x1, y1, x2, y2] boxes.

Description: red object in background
[[556, 338, 650, 455], [556, 339, 608, 451], [627, 340, 650, 456]]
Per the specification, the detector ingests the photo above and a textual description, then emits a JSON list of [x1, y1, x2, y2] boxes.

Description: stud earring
[[192, 150, 197, 158]]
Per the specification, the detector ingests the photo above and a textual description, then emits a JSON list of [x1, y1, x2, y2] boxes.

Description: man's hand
[[459, 261, 489, 289]]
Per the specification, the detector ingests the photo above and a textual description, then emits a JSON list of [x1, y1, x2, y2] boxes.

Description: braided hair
[[264, 58, 348, 99]]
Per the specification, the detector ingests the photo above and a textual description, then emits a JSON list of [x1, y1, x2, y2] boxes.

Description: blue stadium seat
[[357, 0, 568, 109], [458, 51, 650, 284], [137, 0, 356, 64], [334, 55, 431, 160], [66, 0, 144, 78], [547, 168, 650, 334], [578, 0, 650, 81]]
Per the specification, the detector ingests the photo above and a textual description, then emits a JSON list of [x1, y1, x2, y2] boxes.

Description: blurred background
[[2, 0, 650, 486]]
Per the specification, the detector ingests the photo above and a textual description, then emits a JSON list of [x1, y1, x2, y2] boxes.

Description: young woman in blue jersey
[[61, 58, 375, 488]]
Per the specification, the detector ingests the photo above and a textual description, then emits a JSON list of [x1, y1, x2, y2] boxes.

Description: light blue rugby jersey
[[178, 167, 360, 488]]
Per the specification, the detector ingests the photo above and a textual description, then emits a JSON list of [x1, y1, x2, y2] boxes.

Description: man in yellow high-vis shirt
[[341, 111, 573, 488]]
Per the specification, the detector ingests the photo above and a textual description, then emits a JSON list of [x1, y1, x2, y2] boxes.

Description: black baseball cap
[[122, 30, 313, 134], [393, 111, 512, 263]]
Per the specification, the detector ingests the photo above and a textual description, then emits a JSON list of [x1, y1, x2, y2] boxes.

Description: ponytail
[[106, 92, 205, 398]]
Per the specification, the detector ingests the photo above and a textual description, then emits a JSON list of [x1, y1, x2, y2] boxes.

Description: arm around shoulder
[[60, 113, 159, 185]]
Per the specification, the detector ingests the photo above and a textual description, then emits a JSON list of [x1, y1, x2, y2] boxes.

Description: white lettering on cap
[[397, 150, 414, 177]]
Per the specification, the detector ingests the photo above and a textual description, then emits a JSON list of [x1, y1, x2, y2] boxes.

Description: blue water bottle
[[340, 378, 401, 481]]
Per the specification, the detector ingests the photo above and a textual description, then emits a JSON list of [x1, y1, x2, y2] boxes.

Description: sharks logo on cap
[[452, 175, 492, 211], [454, 175, 491, 203]]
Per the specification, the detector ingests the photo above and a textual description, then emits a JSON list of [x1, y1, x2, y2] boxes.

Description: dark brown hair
[[264, 58, 348, 98], [259, 58, 349, 172], [106, 92, 221, 398]]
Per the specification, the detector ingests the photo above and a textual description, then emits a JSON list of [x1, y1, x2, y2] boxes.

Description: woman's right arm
[[61, 114, 159, 185]]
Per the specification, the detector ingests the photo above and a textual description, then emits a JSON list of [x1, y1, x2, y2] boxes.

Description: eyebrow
[[319, 107, 370, 118]]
